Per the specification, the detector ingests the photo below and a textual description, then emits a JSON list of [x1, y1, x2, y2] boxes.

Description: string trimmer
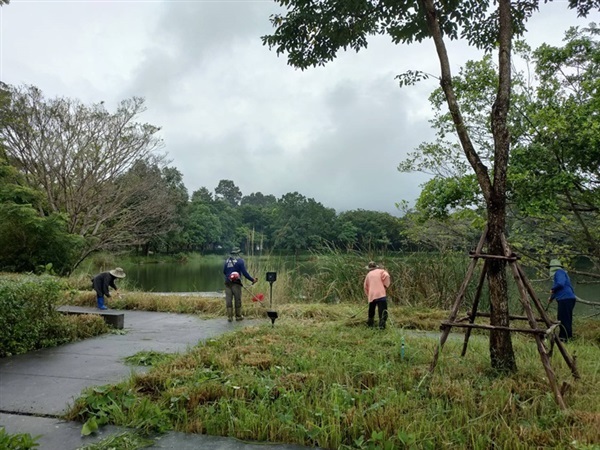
[[242, 284, 265, 304]]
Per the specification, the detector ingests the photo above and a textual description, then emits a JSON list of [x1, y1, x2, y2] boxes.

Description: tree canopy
[[400, 25, 600, 272], [0, 81, 408, 273], [0, 84, 183, 271]]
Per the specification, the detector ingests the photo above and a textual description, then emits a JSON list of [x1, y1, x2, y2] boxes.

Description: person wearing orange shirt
[[363, 261, 391, 329]]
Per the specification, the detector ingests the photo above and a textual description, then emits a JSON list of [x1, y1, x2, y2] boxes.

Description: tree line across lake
[[1, 26, 599, 278]]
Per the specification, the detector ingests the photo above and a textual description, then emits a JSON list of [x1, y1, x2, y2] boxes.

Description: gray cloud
[[2, 1, 597, 216]]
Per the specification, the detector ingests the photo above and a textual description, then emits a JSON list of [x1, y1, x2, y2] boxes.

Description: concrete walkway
[[0, 309, 311, 449]]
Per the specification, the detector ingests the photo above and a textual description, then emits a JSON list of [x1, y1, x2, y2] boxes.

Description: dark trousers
[[224, 282, 242, 309], [368, 298, 388, 329], [557, 298, 576, 341]]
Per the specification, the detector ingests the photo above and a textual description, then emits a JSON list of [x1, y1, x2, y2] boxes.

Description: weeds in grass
[[59, 253, 600, 448], [65, 312, 600, 449], [124, 351, 174, 367], [66, 384, 172, 436], [0, 427, 39, 449], [62, 315, 109, 339]]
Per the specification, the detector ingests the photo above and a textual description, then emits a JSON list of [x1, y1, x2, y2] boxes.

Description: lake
[[121, 258, 226, 293]]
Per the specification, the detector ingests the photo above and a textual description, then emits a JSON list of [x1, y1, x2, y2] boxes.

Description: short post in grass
[[266, 271, 278, 327], [400, 336, 405, 361]]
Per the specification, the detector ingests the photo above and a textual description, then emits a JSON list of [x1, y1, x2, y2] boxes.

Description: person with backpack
[[92, 267, 126, 310], [223, 247, 257, 322]]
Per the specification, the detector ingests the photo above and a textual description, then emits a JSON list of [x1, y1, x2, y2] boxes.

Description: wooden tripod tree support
[[428, 229, 579, 409]]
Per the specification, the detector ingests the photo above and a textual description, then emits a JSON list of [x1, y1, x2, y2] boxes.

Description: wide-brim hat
[[109, 267, 126, 278], [230, 247, 241, 255], [547, 259, 563, 276], [547, 259, 563, 269], [365, 261, 378, 270]]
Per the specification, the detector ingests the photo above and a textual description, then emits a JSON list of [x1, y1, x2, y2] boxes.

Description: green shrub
[[0, 274, 107, 357], [0, 275, 65, 356], [55, 315, 110, 341]]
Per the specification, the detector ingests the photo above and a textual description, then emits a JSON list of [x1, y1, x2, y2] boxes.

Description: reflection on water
[[122, 259, 225, 293], [121, 255, 306, 293]]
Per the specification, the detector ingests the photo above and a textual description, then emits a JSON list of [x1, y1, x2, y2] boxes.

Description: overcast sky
[[1, 1, 598, 215]]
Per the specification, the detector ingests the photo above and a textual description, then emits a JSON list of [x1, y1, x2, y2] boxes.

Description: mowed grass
[[66, 309, 600, 450]]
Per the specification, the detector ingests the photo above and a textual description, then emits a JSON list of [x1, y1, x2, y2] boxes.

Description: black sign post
[[265, 272, 278, 326]]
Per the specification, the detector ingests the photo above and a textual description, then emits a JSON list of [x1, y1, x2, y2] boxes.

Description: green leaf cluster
[[172, 181, 408, 256], [0, 427, 39, 449], [262, 0, 542, 70], [74, 384, 171, 437], [399, 25, 600, 265]]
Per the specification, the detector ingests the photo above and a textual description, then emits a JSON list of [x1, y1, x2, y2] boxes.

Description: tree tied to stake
[[262, 0, 598, 372]]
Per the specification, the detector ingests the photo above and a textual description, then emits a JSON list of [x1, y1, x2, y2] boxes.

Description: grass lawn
[[65, 304, 600, 449]]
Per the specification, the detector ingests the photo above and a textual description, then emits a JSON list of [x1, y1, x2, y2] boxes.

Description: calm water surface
[[121, 259, 225, 293]]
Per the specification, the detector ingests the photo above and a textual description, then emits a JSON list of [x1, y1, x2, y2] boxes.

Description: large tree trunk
[[487, 0, 516, 372], [420, 0, 517, 372], [487, 205, 516, 372]]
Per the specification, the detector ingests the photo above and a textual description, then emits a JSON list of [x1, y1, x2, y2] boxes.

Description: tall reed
[[66, 249, 562, 315], [253, 249, 473, 309]]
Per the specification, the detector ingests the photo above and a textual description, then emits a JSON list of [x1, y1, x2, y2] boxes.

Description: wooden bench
[[57, 306, 125, 329]]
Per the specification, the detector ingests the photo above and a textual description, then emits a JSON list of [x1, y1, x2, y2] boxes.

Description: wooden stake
[[429, 228, 579, 410], [461, 260, 488, 356], [429, 228, 487, 373]]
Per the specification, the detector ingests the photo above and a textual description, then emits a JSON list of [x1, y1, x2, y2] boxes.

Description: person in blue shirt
[[547, 259, 576, 342], [223, 247, 257, 322]]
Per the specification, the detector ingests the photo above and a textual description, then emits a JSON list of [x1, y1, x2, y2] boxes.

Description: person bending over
[[364, 261, 391, 329], [547, 259, 576, 342], [92, 267, 126, 310]]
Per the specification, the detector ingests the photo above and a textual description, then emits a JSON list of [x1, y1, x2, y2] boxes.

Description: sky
[[1, 1, 598, 216]]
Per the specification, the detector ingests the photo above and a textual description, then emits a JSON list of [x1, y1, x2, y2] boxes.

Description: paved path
[[0, 309, 311, 450]]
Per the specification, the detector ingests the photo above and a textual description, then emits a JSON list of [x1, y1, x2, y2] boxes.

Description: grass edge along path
[[65, 313, 600, 450]]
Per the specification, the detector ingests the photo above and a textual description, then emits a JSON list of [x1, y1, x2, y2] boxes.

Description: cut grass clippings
[[65, 311, 600, 449], [77, 431, 153, 449], [124, 351, 174, 367]]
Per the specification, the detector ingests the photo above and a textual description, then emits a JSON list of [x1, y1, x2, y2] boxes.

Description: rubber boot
[[367, 318, 374, 328], [226, 307, 233, 322], [379, 311, 388, 330], [235, 307, 244, 321], [97, 297, 107, 310]]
